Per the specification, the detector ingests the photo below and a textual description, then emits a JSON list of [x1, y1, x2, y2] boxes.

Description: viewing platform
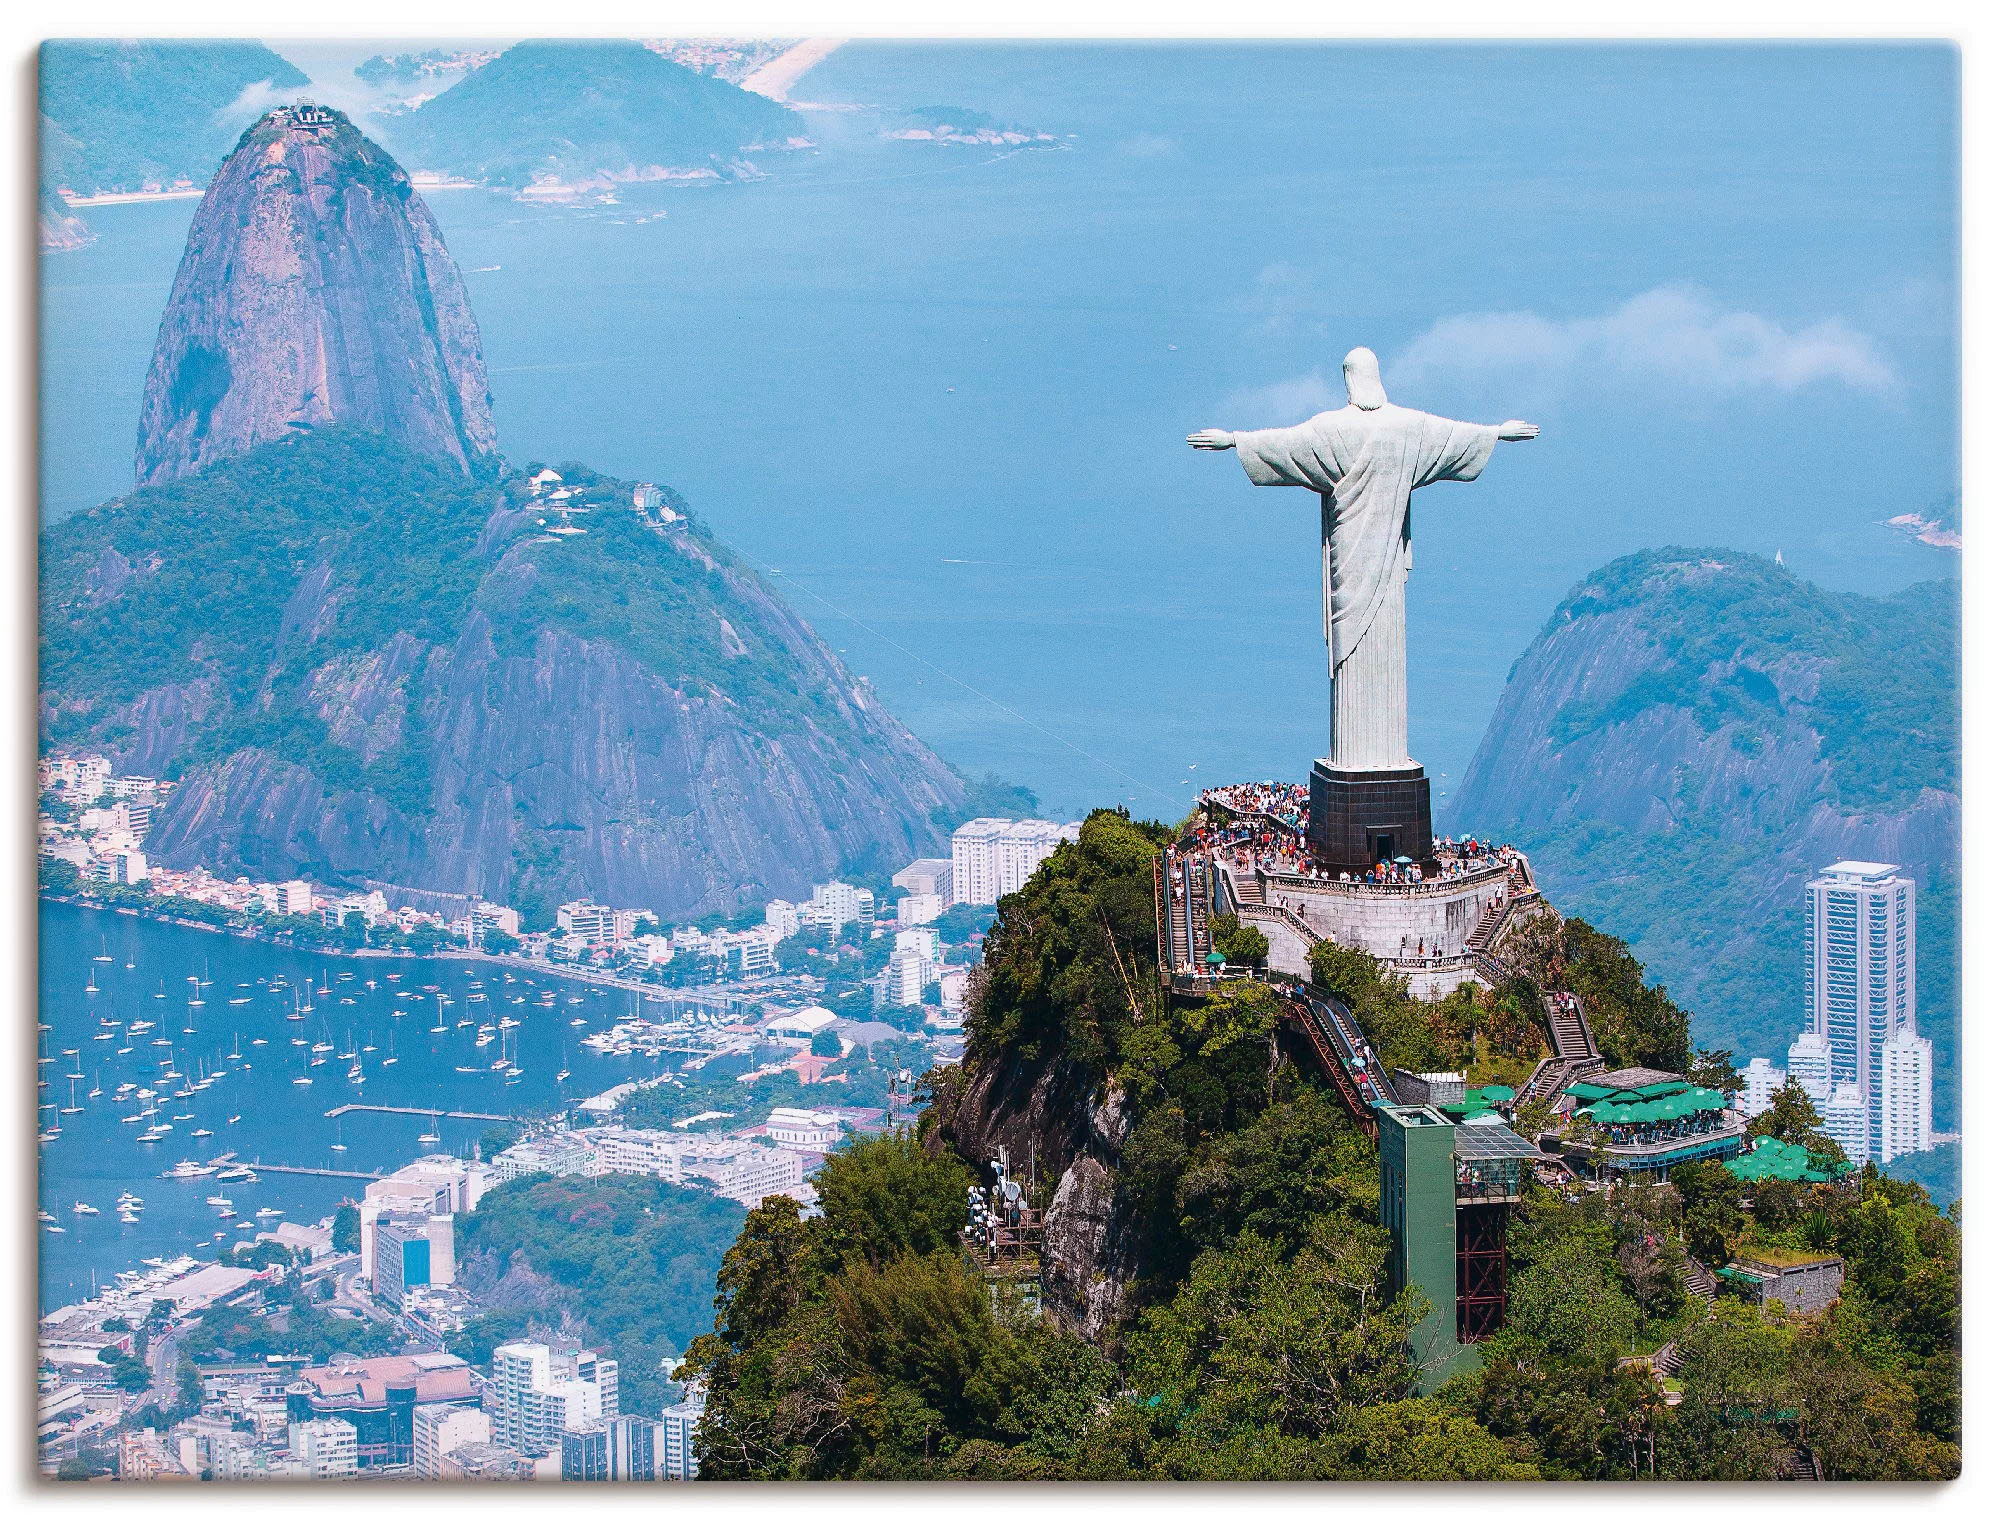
[[1166, 779, 1549, 998]]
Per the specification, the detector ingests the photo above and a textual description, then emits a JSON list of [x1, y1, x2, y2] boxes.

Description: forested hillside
[[685, 811, 1959, 1478], [1451, 549, 1959, 1135]]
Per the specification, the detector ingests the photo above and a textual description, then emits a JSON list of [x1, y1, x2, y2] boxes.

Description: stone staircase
[[1778, 1447, 1823, 1481]]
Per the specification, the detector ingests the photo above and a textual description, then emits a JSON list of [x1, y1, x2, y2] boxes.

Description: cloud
[[213, 78, 314, 132], [1220, 370, 1344, 425], [1392, 284, 1897, 397], [1233, 260, 1340, 338]]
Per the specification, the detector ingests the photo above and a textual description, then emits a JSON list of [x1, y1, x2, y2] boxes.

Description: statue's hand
[[1498, 420, 1540, 441], [1187, 428, 1236, 450]]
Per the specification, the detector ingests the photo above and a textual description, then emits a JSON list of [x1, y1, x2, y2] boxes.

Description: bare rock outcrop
[[133, 104, 496, 485]]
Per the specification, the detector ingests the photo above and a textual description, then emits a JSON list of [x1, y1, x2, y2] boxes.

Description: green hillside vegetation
[[40, 40, 309, 194], [394, 39, 801, 187], [39, 429, 845, 809], [451, 1172, 745, 1409], [686, 811, 1957, 1477], [1543, 549, 1954, 811], [1460, 548, 1960, 1127]]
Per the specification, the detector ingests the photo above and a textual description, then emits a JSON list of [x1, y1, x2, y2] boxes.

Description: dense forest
[[1451, 548, 1961, 1172], [40, 40, 309, 195], [684, 810, 1960, 1479], [449, 1173, 746, 1410]]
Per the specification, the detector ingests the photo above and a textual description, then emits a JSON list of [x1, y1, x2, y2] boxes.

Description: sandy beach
[[741, 37, 847, 102]]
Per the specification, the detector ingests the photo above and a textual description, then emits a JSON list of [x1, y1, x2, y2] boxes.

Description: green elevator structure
[[1378, 1104, 1541, 1393]]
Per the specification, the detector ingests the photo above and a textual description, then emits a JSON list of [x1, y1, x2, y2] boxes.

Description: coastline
[[740, 36, 846, 102], [61, 188, 204, 207], [40, 889, 790, 1005]]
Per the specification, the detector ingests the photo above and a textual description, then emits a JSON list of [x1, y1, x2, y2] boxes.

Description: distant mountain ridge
[[47, 103, 967, 920], [39, 39, 308, 196], [392, 38, 805, 188], [1450, 547, 1958, 1122], [133, 106, 498, 485]]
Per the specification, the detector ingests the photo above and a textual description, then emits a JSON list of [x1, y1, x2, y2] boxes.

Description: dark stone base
[[1308, 760, 1434, 873]]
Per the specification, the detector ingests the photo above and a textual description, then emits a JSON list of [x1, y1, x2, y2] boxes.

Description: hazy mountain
[[133, 106, 497, 486], [39, 39, 309, 195], [392, 38, 804, 188], [1451, 547, 1958, 1122]]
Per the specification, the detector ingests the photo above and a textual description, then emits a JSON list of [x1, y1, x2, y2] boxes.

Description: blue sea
[[39, 41, 1959, 820], [36, 901, 690, 1311], [37, 44, 1963, 1295]]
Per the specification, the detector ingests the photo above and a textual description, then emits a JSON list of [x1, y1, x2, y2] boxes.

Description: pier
[[321, 1103, 522, 1123], [234, 1161, 384, 1180]]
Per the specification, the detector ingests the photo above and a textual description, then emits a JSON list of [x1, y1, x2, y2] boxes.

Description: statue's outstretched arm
[[1496, 420, 1539, 441], [1187, 428, 1236, 450]]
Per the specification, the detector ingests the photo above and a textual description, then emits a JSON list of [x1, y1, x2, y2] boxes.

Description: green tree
[[331, 1202, 360, 1254], [815, 1130, 969, 1267], [809, 1028, 842, 1058]]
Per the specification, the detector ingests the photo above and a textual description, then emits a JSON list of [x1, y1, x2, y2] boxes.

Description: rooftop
[[1821, 860, 1899, 881], [299, 1351, 475, 1407]]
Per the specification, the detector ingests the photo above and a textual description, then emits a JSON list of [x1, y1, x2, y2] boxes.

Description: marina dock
[[320, 1103, 522, 1122]]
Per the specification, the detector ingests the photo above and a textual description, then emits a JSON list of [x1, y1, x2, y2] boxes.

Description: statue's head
[[1342, 347, 1388, 410]]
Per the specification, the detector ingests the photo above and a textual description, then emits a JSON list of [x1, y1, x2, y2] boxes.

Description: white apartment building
[[288, 1417, 359, 1477], [1803, 860, 1928, 1164], [893, 858, 954, 903], [1821, 1081, 1870, 1166], [413, 1403, 493, 1478], [491, 1132, 598, 1182], [558, 901, 618, 942], [1736, 1056, 1787, 1119], [585, 1128, 806, 1207], [492, 1343, 618, 1457], [1880, 1027, 1934, 1161], [765, 898, 802, 938], [262, 878, 313, 915], [661, 1385, 706, 1480], [897, 892, 945, 926], [950, 818, 1080, 906], [806, 880, 875, 932]]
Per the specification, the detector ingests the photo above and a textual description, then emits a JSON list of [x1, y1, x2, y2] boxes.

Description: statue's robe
[[1232, 404, 1499, 771]]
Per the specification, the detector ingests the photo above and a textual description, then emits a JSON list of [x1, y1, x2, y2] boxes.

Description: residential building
[[806, 880, 874, 933], [492, 1343, 618, 1457], [892, 857, 954, 904], [1736, 1056, 1787, 1119], [1804, 860, 1918, 1163], [661, 1385, 706, 1480], [413, 1403, 492, 1478], [765, 898, 802, 938], [951, 818, 1079, 905], [562, 1414, 663, 1481], [289, 1416, 359, 1477], [896, 891, 945, 926], [473, 899, 521, 937], [585, 1128, 806, 1207], [93, 848, 148, 886], [491, 1131, 598, 1182], [1786, 1030, 1832, 1100], [558, 900, 618, 942], [1879, 1027, 1934, 1161], [1821, 1081, 1869, 1166]]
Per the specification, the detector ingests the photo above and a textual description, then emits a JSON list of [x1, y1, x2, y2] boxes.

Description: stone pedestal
[[1308, 759, 1434, 873]]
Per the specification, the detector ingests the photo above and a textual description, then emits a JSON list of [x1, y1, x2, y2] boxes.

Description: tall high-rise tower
[[1803, 860, 1926, 1164]]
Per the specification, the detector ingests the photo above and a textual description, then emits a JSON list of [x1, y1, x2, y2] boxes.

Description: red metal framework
[[1456, 1201, 1510, 1341]]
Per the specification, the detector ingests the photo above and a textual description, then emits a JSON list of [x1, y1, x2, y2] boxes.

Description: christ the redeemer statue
[[1189, 346, 1536, 870]]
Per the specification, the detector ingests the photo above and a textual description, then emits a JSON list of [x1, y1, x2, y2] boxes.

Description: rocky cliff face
[[1450, 548, 1958, 1112], [933, 1038, 1141, 1338], [133, 105, 496, 486]]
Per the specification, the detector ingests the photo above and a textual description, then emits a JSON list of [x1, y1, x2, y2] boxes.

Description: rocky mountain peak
[[133, 104, 497, 486]]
